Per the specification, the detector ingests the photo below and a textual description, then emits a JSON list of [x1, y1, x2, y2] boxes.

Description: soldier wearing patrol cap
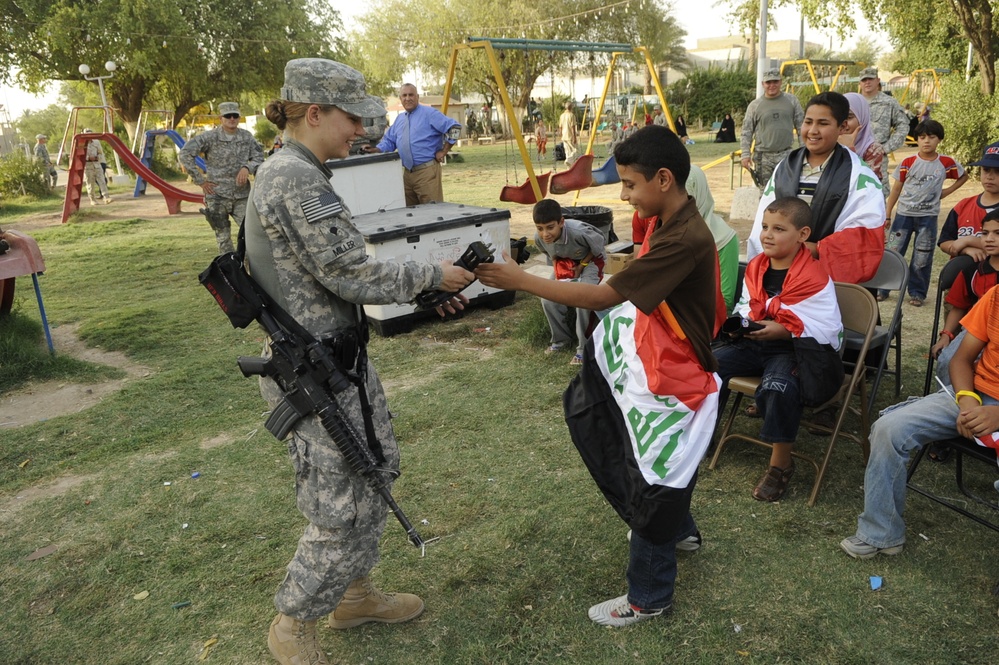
[[740, 69, 805, 189], [179, 101, 264, 254], [244, 58, 474, 665], [33, 134, 58, 188], [859, 66, 910, 195]]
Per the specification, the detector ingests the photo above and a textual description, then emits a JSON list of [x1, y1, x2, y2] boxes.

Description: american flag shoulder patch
[[300, 191, 344, 224]]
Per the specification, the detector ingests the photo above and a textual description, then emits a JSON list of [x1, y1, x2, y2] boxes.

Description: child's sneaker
[[569, 353, 583, 365], [588, 595, 668, 627], [544, 343, 564, 355]]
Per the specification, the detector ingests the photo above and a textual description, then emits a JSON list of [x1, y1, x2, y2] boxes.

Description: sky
[[0, 2, 880, 120]]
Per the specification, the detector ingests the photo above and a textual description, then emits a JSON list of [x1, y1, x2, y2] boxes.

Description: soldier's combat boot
[[327, 576, 424, 629], [267, 613, 329, 665]]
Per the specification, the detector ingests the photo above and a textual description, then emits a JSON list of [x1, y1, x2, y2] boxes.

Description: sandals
[[909, 298, 924, 307], [753, 463, 795, 502]]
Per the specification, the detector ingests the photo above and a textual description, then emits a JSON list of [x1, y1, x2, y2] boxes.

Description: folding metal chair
[[907, 437, 999, 533], [923, 255, 976, 395], [850, 249, 907, 416], [709, 283, 879, 506]]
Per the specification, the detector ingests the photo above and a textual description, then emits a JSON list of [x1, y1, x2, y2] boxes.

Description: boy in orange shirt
[[841, 284, 999, 558]]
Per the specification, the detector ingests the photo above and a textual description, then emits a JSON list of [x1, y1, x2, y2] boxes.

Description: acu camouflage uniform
[[244, 137, 443, 621], [179, 125, 264, 254], [34, 141, 58, 188], [867, 92, 910, 196], [740, 92, 804, 189]]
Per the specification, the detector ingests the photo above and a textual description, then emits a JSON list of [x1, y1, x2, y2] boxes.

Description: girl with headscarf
[[840, 92, 885, 181]]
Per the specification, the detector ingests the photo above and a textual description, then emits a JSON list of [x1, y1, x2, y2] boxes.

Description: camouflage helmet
[[35, 133, 47, 140], [218, 102, 240, 116], [280, 58, 385, 119]]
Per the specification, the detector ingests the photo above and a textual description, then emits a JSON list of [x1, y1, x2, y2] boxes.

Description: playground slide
[[134, 129, 205, 197], [63, 132, 204, 223]]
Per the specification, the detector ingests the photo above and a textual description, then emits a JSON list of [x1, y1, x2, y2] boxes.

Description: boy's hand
[[956, 404, 999, 441], [475, 252, 525, 291], [930, 336, 951, 358], [745, 319, 791, 341], [962, 247, 987, 262], [573, 263, 584, 279]]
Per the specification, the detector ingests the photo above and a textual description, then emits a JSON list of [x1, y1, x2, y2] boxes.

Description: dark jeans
[[714, 338, 802, 443], [627, 481, 697, 611], [882, 213, 936, 300]]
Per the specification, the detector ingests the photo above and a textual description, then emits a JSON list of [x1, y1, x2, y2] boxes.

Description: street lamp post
[[79, 61, 124, 179]]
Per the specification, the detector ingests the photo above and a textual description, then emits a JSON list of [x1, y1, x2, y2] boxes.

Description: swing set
[[441, 38, 672, 205], [898, 68, 947, 109], [777, 59, 866, 94]]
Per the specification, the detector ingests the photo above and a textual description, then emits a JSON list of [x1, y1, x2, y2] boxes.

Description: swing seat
[[590, 155, 620, 186], [549, 154, 595, 194], [499, 172, 550, 204]]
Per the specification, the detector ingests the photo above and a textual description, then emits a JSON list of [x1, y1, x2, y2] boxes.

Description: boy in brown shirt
[[477, 125, 723, 627]]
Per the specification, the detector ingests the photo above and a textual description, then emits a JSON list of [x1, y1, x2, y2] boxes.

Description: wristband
[[939, 329, 955, 341], [955, 390, 983, 405], [580, 261, 590, 267]]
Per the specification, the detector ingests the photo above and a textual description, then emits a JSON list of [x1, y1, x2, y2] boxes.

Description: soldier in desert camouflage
[[243, 58, 474, 665], [179, 101, 264, 254]]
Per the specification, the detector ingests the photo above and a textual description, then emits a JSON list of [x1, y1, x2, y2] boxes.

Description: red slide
[[62, 132, 205, 223]]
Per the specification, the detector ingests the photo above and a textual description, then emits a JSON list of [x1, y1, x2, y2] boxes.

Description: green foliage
[[934, 75, 999, 168], [13, 103, 70, 148], [0, 1, 346, 135], [253, 117, 279, 146], [0, 152, 50, 199], [668, 67, 756, 125]]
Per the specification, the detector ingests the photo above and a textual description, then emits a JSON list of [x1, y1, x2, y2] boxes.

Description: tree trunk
[[950, 0, 995, 95], [748, 23, 757, 72], [109, 75, 147, 144]]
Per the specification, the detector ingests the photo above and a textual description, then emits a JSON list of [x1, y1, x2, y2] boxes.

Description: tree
[[667, 66, 756, 124], [600, 1, 688, 95], [0, 0, 345, 141], [349, 0, 686, 136]]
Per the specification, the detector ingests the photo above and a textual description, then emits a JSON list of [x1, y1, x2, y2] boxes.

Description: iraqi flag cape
[[747, 146, 885, 284], [563, 262, 721, 544], [736, 245, 843, 349]]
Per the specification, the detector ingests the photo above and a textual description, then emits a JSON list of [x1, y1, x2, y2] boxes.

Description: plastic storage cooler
[[327, 152, 406, 215], [350, 202, 515, 336]]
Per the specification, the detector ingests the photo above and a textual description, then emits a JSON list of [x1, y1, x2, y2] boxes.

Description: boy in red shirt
[[938, 140, 999, 262]]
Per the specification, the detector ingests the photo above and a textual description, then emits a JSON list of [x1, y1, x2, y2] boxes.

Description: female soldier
[[244, 59, 473, 665]]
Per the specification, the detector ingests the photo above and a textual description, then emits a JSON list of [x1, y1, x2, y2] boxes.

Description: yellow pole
[[638, 46, 674, 133]]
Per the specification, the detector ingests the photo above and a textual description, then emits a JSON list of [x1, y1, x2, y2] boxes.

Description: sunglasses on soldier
[[222, 113, 240, 119]]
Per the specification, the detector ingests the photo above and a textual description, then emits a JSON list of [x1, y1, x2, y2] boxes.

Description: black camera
[[722, 315, 764, 338]]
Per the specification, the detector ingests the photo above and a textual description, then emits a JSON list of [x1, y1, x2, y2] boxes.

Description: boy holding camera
[[714, 197, 842, 502]]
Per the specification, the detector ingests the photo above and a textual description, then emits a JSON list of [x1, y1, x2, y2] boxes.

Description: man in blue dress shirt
[[366, 83, 460, 206]]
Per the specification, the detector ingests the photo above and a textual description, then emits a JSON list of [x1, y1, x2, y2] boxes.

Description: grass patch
[[1, 194, 998, 663], [0, 311, 123, 394]]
